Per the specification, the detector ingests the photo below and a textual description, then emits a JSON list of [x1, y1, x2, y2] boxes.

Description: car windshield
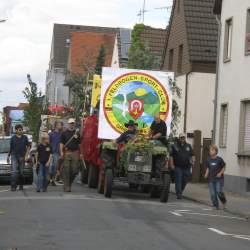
[[0, 138, 11, 153]]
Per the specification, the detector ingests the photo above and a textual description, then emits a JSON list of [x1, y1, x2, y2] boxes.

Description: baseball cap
[[68, 118, 76, 124], [179, 133, 186, 138]]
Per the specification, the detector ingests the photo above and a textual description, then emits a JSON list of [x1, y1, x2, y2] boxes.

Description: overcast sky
[[0, 0, 173, 112]]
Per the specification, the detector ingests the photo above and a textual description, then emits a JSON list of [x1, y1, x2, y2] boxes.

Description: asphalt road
[[0, 182, 249, 250]]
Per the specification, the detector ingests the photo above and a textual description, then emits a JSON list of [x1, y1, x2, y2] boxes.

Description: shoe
[[11, 187, 16, 192], [177, 195, 182, 200], [19, 186, 24, 191], [36, 190, 40, 192], [222, 202, 227, 210], [42, 189, 47, 192], [51, 181, 56, 186]]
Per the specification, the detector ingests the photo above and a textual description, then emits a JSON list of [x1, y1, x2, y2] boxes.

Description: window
[[245, 9, 250, 55], [177, 44, 183, 73], [169, 49, 174, 70], [219, 104, 228, 147], [224, 18, 233, 61], [239, 100, 250, 153]]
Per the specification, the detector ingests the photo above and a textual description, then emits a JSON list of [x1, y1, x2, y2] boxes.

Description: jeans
[[11, 155, 25, 188], [175, 167, 191, 198], [208, 179, 226, 207], [49, 153, 60, 176], [37, 163, 48, 191]]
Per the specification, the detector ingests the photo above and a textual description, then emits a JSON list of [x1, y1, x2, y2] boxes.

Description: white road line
[[203, 208, 213, 211], [170, 212, 183, 216], [208, 228, 250, 241], [0, 189, 10, 193], [208, 228, 228, 235], [181, 212, 246, 221]]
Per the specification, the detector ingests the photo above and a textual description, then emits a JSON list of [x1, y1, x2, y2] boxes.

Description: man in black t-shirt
[[60, 118, 81, 192], [149, 114, 167, 142], [170, 133, 194, 199], [8, 124, 29, 191]]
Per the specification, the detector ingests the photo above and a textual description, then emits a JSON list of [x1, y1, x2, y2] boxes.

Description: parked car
[[0, 136, 33, 185]]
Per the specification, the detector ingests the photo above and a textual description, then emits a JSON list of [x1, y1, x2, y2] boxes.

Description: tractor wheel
[[150, 186, 160, 198], [160, 173, 171, 203], [88, 164, 99, 188], [97, 170, 104, 194], [141, 185, 150, 193], [81, 161, 89, 184], [104, 169, 113, 198]]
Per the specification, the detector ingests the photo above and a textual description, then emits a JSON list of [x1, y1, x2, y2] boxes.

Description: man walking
[[7, 124, 30, 191], [49, 121, 63, 186], [170, 133, 194, 199], [60, 118, 81, 192]]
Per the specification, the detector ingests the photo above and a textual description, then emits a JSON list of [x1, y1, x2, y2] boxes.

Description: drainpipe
[[212, 14, 222, 143], [184, 71, 192, 133]]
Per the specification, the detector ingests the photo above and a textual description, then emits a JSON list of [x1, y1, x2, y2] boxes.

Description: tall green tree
[[128, 24, 160, 70], [128, 24, 181, 136], [95, 45, 106, 75], [23, 74, 45, 142]]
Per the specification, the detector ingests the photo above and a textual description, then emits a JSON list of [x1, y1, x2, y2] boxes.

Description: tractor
[[97, 136, 171, 203]]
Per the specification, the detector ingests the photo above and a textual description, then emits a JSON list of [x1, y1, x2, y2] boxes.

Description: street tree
[[95, 45, 106, 75], [23, 74, 46, 142], [128, 24, 160, 70]]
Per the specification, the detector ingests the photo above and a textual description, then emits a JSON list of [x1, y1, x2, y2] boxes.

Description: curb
[[172, 192, 250, 220]]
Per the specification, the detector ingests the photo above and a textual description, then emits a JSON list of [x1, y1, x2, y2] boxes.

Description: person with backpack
[[7, 124, 30, 191], [204, 145, 227, 210]]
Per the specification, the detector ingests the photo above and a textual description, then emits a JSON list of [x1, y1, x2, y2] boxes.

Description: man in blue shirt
[[7, 124, 29, 191], [49, 121, 63, 186]]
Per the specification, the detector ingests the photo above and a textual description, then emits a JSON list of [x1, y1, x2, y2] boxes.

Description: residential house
[[45, 23, 117, 106], [111, 26, 167, 70], [66, 31, 116, 104], [162, 0, 218, 139], [214, 0, 250, 194]]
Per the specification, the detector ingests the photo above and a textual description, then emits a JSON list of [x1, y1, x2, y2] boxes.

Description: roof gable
[[52, 23, 118, 68]]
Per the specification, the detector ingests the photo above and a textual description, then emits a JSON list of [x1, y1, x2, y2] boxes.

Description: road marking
[[0, 189, 10, 193], [203, 208, 213, 211], [170, 210, 246, 221], [208, 228, 228, 235], [208, 228, 250, 241], [170, 212, 182, 216]]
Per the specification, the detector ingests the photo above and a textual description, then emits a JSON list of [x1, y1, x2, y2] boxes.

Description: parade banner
[[91, 74, 101, 109], [98, 67, 173, 139]]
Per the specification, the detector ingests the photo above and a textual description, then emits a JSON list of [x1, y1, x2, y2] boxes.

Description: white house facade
[[215, 0, 250, 194]]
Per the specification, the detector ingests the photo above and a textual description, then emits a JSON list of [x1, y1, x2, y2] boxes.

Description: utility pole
[[142, 0, 146, 23]]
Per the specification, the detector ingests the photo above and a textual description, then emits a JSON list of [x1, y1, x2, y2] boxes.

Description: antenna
[[142, 0, 146, 23]]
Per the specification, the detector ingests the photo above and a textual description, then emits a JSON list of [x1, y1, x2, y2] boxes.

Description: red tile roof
[[68, 31, 116, 75]]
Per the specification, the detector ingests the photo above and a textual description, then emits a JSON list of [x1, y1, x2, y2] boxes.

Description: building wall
[[46, 68, 69, 106], [111, 36, 120, 68], [176, 73, 215, 138], [215, 0, 250, 194], [162, 0, 191, 75]]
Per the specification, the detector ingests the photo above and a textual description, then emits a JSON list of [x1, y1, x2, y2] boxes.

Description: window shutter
[[244, 103, 250, 151]]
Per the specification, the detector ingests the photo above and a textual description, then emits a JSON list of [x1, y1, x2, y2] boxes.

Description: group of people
[[115, 114, 227, 210], [8, 113, 227, 209], [8, 118, 81, 193]]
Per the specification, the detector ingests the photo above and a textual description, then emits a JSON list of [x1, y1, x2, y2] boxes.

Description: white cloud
[[0, 0, 172, 112]]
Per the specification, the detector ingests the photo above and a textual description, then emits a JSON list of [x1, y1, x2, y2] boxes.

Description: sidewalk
[[170, 183, 250, 218]]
